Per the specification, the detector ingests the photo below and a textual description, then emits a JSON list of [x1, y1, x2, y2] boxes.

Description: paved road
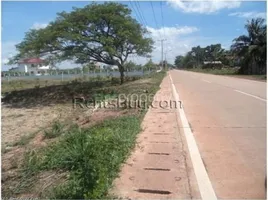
[[170, 70, 266, 199]]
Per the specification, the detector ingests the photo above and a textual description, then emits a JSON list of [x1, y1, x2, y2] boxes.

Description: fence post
[[61, 72, 63, 82]]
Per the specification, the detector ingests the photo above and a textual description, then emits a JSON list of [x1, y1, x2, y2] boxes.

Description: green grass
[[185, 67, 239, 75], [183, 68, 266, 81], [3, 71, 167, 199], [253, 75, 267, 80], [44, 121, 66, 139], [1, 79, 65, 93], [21, 115, 142, 199], [234, 74, 267, 80], [1, 74, 155, 108]]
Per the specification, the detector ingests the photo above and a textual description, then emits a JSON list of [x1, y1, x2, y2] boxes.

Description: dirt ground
[[1, 101, 135, 197], [2, 103, 75, 146]]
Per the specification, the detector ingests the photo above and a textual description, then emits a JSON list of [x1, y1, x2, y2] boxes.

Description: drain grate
[[153, 133, 170, 135], [144, 168, 170, 171], [135, 189, 171, 195], [149, 141, 170, 144], [148, 152, 170, 155]]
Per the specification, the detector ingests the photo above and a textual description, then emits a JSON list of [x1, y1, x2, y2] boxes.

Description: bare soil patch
[[1, 103, 133, 198]]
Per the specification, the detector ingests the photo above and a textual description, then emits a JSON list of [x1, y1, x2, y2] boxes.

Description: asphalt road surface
[[170, 70, 266, 199]]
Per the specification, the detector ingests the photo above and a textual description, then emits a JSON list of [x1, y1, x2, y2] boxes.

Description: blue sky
[[1, 1, 266, 70]]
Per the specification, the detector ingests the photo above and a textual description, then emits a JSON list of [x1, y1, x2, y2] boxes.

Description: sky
[[1, 0, 267, 70]]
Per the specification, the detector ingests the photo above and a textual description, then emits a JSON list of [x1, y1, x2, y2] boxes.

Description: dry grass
[[1, 71, 166, 199]]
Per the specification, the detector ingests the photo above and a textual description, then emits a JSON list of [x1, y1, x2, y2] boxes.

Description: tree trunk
[[119, 65, 125, 84]]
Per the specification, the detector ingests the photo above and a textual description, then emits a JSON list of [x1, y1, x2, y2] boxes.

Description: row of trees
[[174, 44, 232, 69], [3, 59, 160, 77], [9, 2, 265, 79], [82, 59, 159, 73], [174, 18, 266, 75]]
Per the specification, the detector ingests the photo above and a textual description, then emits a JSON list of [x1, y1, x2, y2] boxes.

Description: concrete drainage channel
[[112, 76, 199, 199]]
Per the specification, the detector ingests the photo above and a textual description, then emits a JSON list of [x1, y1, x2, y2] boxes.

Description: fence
[[2, 70, 153, 82]]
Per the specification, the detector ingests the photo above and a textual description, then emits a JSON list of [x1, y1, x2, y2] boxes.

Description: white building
[[10, 58, 50, 75], [94, 62, 118, 70], [203, 61, 222, 65]]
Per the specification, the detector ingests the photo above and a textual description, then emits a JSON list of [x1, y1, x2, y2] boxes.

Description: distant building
[[9, 58, 50, 75], [203, 61, 222, 65], [94, 62, 118, 70]]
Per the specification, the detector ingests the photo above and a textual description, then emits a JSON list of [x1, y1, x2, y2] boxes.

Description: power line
[[160, 1, 166, 39], [150, 1, 162, 39], [129, 1, 144, 26], [135, 1, 148, 27]]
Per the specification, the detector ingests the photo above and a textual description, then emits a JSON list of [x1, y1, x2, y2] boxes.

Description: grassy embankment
[[183, 68, 266, 81], [2, 71, 166, 199]]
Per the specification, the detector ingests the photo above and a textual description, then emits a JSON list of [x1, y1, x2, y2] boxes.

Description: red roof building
[[11, 57, 50, 76], [18, 58, 45, 64]]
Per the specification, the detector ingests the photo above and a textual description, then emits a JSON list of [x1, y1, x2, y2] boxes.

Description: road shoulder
[[111, 75, 200, 199]]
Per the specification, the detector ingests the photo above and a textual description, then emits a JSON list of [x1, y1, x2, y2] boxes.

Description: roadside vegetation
[[2, 72, 162, 108], [2, 71, 166, 199], [185, 67, 239, 75], [174, 18, 266, 79], [1, 2, 166, 199]]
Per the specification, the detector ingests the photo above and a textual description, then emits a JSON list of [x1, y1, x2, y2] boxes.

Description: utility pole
[[164, 49, 172, 70], [158, 39, 167, 70], [165, 52, 167, 69]]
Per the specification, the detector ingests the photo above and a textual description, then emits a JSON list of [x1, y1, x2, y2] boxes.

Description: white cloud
[[229, 12, 266, 18], [131, 27, 233, 65], [1, 41, 18, 71], [31, 22, 48, 30], [147, 26, 199, 40], [167, 0, 241, 14], [2, 25, 225, 69], [131, 26, 199, 65]]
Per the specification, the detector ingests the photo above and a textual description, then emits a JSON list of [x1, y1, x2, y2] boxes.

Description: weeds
[[44, 121, 65, 139], [12, 132, 37, 146], [186, 67, 239, 75], [21, 115, 141, 199], [2, 71, 167, 199]]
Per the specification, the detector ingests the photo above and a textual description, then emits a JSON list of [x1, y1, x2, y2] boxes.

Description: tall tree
[[9, 2, 153, 84], [174, 55, 184, 68], [231, 18, 266, 74]]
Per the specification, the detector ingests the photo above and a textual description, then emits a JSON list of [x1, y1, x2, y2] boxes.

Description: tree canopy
[[231, 18, 266, 74], [174, 44, 227, 69], [9, 2, 154, 83], [173, 17, 266, 75]]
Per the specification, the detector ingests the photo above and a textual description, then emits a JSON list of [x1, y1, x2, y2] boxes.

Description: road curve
[[170, 69, 266, 199]]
